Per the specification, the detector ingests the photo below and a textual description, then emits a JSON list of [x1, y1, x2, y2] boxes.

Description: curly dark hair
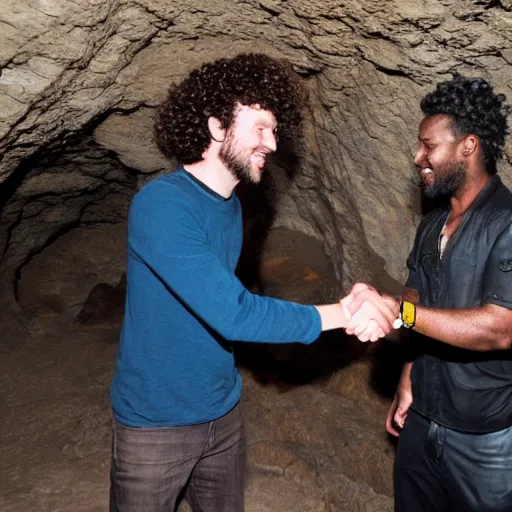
[[420, 74, 511, 174], [155, 53, 305, 165]]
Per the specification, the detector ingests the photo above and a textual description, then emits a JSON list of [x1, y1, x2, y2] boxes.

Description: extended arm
[[347, 297, 512, 351], [413, 303, 512, 351], [345, 223, 512, 351], [129, 183, 394, 344], [410, 222, 512, 351]]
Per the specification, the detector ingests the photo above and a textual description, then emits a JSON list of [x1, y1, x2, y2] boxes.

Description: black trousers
[[394, 410, 512, 512]]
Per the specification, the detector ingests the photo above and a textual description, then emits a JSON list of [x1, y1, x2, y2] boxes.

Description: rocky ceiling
[[1, 0, 512, 332]]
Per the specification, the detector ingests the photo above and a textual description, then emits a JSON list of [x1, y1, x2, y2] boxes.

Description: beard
[[219, 130, 262, 184], [421, 160, 468, 199]]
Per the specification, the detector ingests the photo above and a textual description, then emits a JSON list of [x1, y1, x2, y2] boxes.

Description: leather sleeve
[[405, 248, 420, 291], [482, 223, 512, 310]]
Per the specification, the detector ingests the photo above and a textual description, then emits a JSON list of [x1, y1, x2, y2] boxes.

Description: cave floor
[[0, 227, 395, 511]]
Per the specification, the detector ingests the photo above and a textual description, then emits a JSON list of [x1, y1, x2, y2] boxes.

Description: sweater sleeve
[[127, 184, 322, 344]]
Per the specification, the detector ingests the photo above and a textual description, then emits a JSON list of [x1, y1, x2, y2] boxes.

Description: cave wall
[[1, 0, 512, 315]]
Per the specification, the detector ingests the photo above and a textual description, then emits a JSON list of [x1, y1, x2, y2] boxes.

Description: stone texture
[[93, 108, 171, 173], [17, 223, 127, 325], [1, 0, 511, 304]]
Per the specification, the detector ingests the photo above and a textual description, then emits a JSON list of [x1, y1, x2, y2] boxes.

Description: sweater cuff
[[302, 305, 322, 344]]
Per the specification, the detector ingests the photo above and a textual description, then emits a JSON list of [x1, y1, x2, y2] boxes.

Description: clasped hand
[[340, 283, 399, 342]]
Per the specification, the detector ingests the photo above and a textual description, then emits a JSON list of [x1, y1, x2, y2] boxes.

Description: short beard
[[219, 130, 260, 184], [422, 160, 467, 199]]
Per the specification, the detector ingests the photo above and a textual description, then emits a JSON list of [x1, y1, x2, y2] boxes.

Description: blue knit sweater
[[110, 169, 322, 427]]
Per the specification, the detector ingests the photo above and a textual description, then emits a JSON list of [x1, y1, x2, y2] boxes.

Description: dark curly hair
[[420, 74, 510, 174], [155, 53, 305, 165]]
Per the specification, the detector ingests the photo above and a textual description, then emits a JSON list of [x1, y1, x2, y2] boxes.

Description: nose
[[414, 146, 426, 167], [265, 132, 277, 153]]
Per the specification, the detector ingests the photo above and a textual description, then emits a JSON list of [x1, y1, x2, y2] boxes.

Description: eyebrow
[[258, 120, 278, 130]]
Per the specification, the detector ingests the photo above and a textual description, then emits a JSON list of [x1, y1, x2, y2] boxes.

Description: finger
[[347, 312, 372, 341], [342, 283, 374, 315], [356, 319, 384, 342], [369, 327, 385, 342], [357, 332, 370, 343], [368, 296, 397, 326], [395, 408, 408, 429], [354, 328, 368, 340], [344, 289, 372, 314], [346, 314, 385, 341], [352, 291, 396, 327], [347, 302, 392, 337], [351, 282, 374, 294], [358, 300, 393, 332], [358, 319, 380, 342], [386, 419, 400, 437], [386, 402, 400, 437], [382, 295, 400, 318], [346, 309, 372, 334], [353, 319, 370, 338], [362, 320, 384, 342], [339, 296, 353, 321], [347, 308, 386, 337]]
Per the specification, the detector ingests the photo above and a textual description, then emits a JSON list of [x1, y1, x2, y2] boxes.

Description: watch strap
[[400, 300, 416, 329]]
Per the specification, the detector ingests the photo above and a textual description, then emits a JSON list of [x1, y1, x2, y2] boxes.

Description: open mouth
[[252, 153, 267, 169], [419, 167, 434, 181]]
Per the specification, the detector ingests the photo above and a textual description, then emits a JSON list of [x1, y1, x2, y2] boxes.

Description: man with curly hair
[[109, 53, 395, 512], [348, 75, 512, 510]]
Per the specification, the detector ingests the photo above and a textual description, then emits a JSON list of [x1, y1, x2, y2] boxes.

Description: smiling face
[[414, 114, 468, 199], [219, 104, 277, 184]]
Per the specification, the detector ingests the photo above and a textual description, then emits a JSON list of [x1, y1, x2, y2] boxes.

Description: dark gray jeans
[[394, 410, 512, 512], [110, 401, 245, 512]]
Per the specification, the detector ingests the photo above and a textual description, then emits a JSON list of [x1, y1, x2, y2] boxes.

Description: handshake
[[339, 283, 413, 342]]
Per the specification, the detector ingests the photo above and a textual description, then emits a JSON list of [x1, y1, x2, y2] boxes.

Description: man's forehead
[[235, 103, 277, 126], [418, 114, 454, 139]]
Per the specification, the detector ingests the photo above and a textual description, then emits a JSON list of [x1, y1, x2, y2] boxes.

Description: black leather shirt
[[406, 176, 512, 433]]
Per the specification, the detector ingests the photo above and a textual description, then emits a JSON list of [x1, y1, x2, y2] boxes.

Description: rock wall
[[1, 0, 511, 310]]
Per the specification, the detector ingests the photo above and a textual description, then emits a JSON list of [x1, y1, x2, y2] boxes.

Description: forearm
[[414, 304, 512, 351], [315, 304, 348, 331], [136, 249, 322, 344], [398, 361, 413, 391], [383, 287, 419, 343]]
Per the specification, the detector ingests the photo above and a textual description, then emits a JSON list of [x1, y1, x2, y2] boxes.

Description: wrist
[[392, 300, 416, 330]]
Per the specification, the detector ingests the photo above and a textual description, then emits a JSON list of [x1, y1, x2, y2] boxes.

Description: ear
[[208, 117, 225, 143], [462, 135, 478, 157]]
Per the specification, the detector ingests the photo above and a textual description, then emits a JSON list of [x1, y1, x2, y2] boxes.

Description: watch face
[[402, 301, 415, 327]]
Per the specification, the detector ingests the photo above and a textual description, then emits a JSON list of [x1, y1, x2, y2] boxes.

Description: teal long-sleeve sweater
[[110, 169, 322, 427]]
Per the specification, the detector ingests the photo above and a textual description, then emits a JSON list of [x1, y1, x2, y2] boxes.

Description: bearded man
[[109, 53, 394, 512], [348, 75, 512, 511]]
